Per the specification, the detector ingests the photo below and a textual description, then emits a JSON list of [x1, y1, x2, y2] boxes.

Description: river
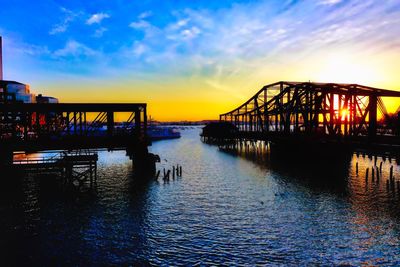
[[1, 126, 400, 265]]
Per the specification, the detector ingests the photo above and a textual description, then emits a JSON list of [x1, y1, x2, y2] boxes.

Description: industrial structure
[[0, 102, 155, 175], [204, 81, 400, 153]]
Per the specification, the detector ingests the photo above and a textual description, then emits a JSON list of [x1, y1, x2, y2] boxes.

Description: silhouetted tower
[[0, 36, 3, 80]]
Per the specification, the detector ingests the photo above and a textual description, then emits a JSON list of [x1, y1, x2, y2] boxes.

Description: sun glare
[[316, 53, 383, 86], [340, 108, 349, 121]]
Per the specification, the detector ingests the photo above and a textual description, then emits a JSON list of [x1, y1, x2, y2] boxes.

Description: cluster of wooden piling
[[385, 165, 398, 191], [155, 164, 183, 181], [359, 157, 398, 191]]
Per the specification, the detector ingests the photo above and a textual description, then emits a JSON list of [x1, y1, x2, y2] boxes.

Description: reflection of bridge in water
[[0, 103, 158, 175], [204, 81, 400, 153]]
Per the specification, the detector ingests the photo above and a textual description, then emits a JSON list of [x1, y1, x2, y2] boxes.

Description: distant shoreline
[[151, 120, 218, 126]]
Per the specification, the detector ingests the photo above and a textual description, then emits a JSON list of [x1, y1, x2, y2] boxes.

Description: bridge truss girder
[[220, 81, 400, 138], [0, 103, 147, 143]]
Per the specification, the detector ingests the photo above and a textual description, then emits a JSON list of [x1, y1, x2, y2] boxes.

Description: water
[[1, 127, 400, 265]]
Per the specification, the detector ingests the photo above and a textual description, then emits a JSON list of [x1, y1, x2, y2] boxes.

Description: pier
[[12, 151, 98, 187], [0, 102, 158, 175]]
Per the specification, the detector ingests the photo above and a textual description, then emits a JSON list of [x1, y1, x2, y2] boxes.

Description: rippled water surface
[[1, 127, 400, 265]]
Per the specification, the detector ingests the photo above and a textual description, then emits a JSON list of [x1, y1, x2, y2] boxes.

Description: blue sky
[[1, 0, 400, 119]]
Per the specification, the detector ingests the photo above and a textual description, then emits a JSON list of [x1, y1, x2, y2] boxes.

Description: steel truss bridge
[[218, 81, 400, 148], [0, 103, 152, 168]]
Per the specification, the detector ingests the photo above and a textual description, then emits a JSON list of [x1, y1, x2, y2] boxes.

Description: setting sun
[[340, 108, 349, 121], [316, 53, 384, 85]]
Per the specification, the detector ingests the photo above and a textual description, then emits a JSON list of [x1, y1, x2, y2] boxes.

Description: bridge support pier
[[127, 145, 159, 177], [61, 155, 98, 188]]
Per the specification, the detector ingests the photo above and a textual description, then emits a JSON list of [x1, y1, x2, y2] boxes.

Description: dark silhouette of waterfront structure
[[204, 81, 400, 152], [0, 102, 157, 174]]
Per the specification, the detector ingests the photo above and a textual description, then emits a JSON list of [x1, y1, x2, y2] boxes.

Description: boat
[[146, 116, 181, 141], [148, 126, 181, 141]]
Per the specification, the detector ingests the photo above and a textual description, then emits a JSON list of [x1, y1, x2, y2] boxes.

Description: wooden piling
[[372, 167, 375, 181], [390, 166, 393, 180], [379, 161, 383, 173], [376, 167, 379, 181]]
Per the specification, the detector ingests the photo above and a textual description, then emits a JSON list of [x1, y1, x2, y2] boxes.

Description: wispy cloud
[[132, 41, 148, 57], [49, 7, 79, 35], [53, 40, 97, 57], [86, 13, 110, 25], [138, 11, 153, 20], [180, 26, 201, 40], [7, 0, 400, 87], [45, 0, 400, 83], [168, 19, 190, 31], [129, 15, 160, 38], [93, 27, 108, 38], [6, 37, 50, 57], [129, 20, 152, 30], [114, 0, 400, 93], [319, 0, 343, 5]]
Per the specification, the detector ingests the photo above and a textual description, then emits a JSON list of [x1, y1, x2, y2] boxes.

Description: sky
[[1, 0, 400, 120]]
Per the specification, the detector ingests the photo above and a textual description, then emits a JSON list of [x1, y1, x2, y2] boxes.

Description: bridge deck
[[0, 102, 149, 165], [11, 153, 98, 171]]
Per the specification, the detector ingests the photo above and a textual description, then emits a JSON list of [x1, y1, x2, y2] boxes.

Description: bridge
[[0, 102, 158, 173], [204, 81, 400, 153]]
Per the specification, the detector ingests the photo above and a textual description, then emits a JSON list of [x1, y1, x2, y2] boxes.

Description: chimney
[[0, 36, 3, 80]]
